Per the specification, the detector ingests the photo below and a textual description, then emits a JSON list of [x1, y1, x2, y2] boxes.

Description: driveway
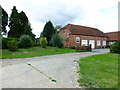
[[0, 49, 109, 88]]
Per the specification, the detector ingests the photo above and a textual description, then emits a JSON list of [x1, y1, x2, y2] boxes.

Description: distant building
[[105, 31, 120, 45], [59, 24, 108, 48]]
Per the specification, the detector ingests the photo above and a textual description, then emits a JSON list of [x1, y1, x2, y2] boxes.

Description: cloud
[[0, 0, 119, 37]]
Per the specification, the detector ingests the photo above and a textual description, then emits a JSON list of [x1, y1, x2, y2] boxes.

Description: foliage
[[19, 35, 32, 48], [8, 6, 35, 38], [70, 46, 76, 49], [39, 37, 48, 48], [78, 53, 118, 88], [41, 21, 56, 45], [110, 41, 120, 54], [1, 46, 76, 59], [51, 33, 63, 48], [7, 38, 18, 51], [0, 6, 8, 36], [34, 38, 40, 46], [8, 6, 20, 38], [0, 37, 8, 49], [23, 22, 36, 39]]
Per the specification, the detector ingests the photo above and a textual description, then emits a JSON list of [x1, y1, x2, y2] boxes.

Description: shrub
[[7, 38, 18, 51], [19, 35, 32, 48], [39, 37, 48, 48], [110, 41, 120, 54], [51, 34, 63, 48], [70, 45, 76, 49]]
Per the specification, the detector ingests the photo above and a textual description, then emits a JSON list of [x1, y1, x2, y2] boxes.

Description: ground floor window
[[82, 40, 88, 46], [76, 37, 80, 43], [109, 41, 115, 45], [97, 40, 101, 46], [102, 41, 106, 46]]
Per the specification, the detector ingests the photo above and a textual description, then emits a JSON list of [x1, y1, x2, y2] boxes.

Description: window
[[97, 40, 101, 46], [82, 40, 88, 46], [109, 41, 115, 45], [102, 41, 106, 46], [76, 37, 80, 43]]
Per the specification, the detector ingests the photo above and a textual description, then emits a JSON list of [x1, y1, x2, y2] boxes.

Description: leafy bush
[[7, 38, 18, 51], [19, 35, 32, 48], [110, 41, 120, 54], [39, 37, 48, 48], [51, 34, 63, 48], [70, 45, 76, 49]]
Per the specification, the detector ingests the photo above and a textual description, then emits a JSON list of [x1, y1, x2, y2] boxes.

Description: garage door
[[89, 40, 95, 48]]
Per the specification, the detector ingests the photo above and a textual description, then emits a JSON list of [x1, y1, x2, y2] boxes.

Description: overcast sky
[[0, 0, 119, 37]]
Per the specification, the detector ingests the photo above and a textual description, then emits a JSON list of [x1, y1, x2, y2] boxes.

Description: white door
[[89, 40, 95, 48]]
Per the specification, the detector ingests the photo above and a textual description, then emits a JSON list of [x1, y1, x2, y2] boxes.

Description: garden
[[1, 6, 77, 59]]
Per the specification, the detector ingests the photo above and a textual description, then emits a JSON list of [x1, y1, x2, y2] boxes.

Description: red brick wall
[[59, 29, 108, 48]]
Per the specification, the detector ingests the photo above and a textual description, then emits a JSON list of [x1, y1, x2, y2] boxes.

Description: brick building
[[59, 24, 108, 48], [105, 31, 120, 45]]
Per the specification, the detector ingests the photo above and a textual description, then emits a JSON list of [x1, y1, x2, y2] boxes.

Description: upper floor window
[[76, 37, 80, 43]]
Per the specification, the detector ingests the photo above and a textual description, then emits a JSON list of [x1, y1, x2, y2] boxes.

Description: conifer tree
[[8, 6, 20, 38], [41, 21, 56, 45]]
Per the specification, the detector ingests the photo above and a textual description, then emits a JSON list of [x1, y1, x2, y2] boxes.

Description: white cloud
[[0, 0, 119, 37]]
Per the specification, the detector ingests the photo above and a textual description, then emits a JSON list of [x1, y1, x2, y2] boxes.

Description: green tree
[[8, 6, 20, 38], [51, 33, 63, 48], [8, 6, 35, 39], [0, 6, 8, 36], [23, 22, 35, 39], [41, 21, 56, 45]]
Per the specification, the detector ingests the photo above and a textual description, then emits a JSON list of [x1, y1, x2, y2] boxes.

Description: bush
[[70, 45, 76, 49], [7, 38, 18, 51], [110, 41, 120, 54], [51, 34, 63, 48], [39, 37, 48, 48], [19, 35, 32, 48]]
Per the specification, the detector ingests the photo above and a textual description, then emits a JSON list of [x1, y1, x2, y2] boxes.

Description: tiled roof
[[61, 24, 107, 37], [105, 31, 120, 41]]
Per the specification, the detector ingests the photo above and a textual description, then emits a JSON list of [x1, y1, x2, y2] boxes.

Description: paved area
[[0, 49, 109, 88]]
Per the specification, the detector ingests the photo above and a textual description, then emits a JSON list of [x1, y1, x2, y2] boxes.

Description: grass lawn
[[1, 46, 76, 59], [78, 53, 118, 88]]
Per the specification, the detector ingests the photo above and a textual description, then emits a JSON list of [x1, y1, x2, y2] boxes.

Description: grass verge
[[1, 46, 76, 59], [78, 53, 118, 88]]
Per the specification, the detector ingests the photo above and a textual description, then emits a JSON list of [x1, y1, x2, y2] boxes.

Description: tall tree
[[0, 6, 8, 36], [8, 6, 35, 38], [8, 6, 20, 38], [41, 21, 56, 45], [23, 22, 35, 39]]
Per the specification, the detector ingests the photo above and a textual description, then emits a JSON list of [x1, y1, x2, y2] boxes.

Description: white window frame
[[97, 40, 101, 46], [76, 37, 80, 43], [102, 41, 106, 46], [109, 41, 115, 45], [82, 40, 88, 46]]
